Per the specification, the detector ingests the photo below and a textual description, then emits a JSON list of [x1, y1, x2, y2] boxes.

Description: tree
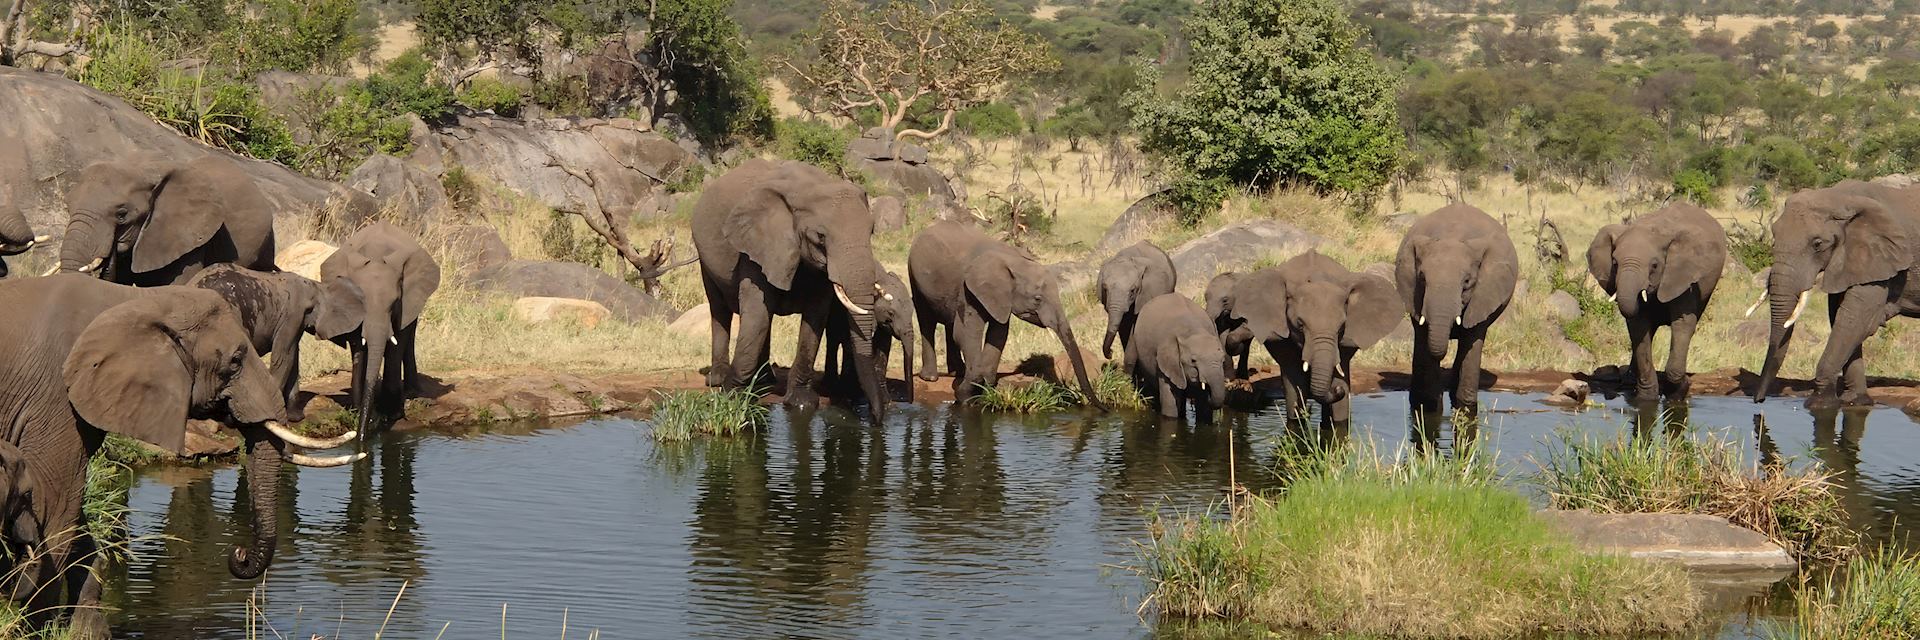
[[1, 0, 78, 66], [781, 0, 1056, 140], [1807, 20, 1838, 51], [1128, 0, 1403, 203]]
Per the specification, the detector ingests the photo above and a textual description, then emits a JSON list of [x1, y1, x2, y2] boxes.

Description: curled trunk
[[229, 430, 283, 579], [0, 207, 34, 248], [1613, 264, 1648, 319], [58, 215, 112, 275]]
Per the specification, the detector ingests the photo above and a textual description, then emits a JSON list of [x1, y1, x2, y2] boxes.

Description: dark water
[[103, 392, 1920, 639]]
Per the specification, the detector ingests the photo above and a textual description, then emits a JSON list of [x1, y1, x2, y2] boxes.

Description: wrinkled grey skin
[[1588, 203, 1727, 401], [0, 441, 41, 581], [1098, 241, 1176, 358], [59, 156, 276, 286], [0, 276, 296, 639], [1125, 293, 1228, 421], [825, 267, 915, 403], [1757, 181, 1920, 408], [692, 159, 887, 421], [1394, 203, 1518, 414], [0, 204, 42, 278], [188, 264, 346, 422], [316, 222, 439, 436], [1221, 251, 1403, 425], [909, 221, 1103, 408], [1205, 272, 1253, 379]]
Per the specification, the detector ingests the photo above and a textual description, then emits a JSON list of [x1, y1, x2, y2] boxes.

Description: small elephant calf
[[188, 263, 351, 422], [0, 440, 41, 576], [1126, 293, 1228, 421], [824, 268, 915, 404], [1205, 272, 1254, 379]]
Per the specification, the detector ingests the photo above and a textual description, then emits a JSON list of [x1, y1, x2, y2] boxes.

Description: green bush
[[1729, 223, 1774, 272], [364, 48, 456, 120], [1776, 547, 1920, 639], [650, 388, 769, 442], [78, 27, 304, 168], [1671, 168, 1720, 207], [225, 0, 366, 75], [530, 76, 593, 117], [1163, 176, 1232, 227], [773, 117, 853, 170], [956, 102, 1023, 139], [457, 77, 525, 116]]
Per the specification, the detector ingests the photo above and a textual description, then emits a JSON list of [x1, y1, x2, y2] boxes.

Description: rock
[[1362, 262, 1395, 282], [1539, 509, 1797, 572], [847, 137, 893, 162], [855, 158, 954, 199], [1734, 316, 1770, 348], [896, 143, 930, 165], [414, 114, 695, 223], [1540, 379, 1591, 407], [1752, 267, 1770, 289], [1592, 364, 1625, 382], [1098, 190, 1176, 252], [1551, 335, 1590, 362], [1167, 220, 1325, 290], [277, 240, 338, 281], [1543, 290, 1583, 321], [344, 154, 449, 223], [0, 68, 372, 238], [513, 297, 611, 329], [470, 259, 675, 322], [436, 225, 513, 282], [872, 195, 906, 233], [253, 71, 351, 141], [667, 303, 742, 340], [1383, 211, 1421, 229], [182, 420, 241, 458], [1513, 278, 1531, 302], [1872, 173, 1916, 188]]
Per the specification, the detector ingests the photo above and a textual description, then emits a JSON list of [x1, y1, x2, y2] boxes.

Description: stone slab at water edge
[[1540, 509, 1797, 572]]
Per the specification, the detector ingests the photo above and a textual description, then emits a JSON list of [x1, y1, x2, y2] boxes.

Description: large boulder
[[0, 67, 372, 237], [409, 115, 696, 222], [1167, 220, 1324, 290], [513, 297, 611, 329], [470, 259, 675, 322], [436, 224, 513, 281], [277, 240, 338, 281], [1098, 190, 1176, 252], [344, 154, 450, 224], [871, 195, 906, 233]]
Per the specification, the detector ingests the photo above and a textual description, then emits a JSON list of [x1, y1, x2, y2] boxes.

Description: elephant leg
[[945, 328, 965, 378], [1813, 287, 1888, 410], [1663, 311, 1698, 399], [952, 312, 988, 400], [1265, 340, 1309, 423], [915, 304, 941, 382], [400, 323, 424, 397], [1234, 343, 1250, 380], [822, 325, 843, 393], [977, 321, 1010, 392], [63, 531, 107, 640], [785, 299, 828, 409], [1844, 344, 1872, 407], [1157, 376, 1179, 419], [1452, 331, 1486, 414], [703, 277, 734, 388], [729, 281, 775, 392], [379, 341, 407, 421], [1625, 317, 1658, 402]]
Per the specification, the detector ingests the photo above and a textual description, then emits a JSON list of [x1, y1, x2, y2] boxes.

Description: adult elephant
[[1223, 250, 1401, 425], [1395, 203, 1518, 414], [317, 222, 439, 435], [910, 220, 1103, 407], [1126, 293, 1227, 421], [58, 156, 277, 285], [693, 159, 887, 419], [0, 275, 358, 639], [1756, 181, 1920, 407], [1098, 241, 1176, 358], [1588, 203, 1726, 400]]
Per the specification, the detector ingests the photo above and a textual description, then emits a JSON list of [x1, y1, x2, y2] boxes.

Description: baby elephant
[[1126, 293, 1228, 421], [1205, 272, 1254, 379], [188, 264, 353, 422], [825, 268, 915, 404], [1588, 203, 1727, 400], [0, 440, 41, 577], [1098, 241, 1176, 358]]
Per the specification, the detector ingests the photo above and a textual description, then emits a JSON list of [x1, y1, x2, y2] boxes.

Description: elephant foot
[[784, 387, 821, 410], [1449, 394, 1480, 417], [705, 368, 728, 387], [286, 408, 307, 424], [1660, 372, 1692, 398], [1804, 391, 1843, 411], [1843, 392, 1877, 408], [69, 608, 109, 640], [917, 370, 940, 383]]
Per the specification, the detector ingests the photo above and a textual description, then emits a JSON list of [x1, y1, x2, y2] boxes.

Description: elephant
[[317, 222, 440, 436], [188, 263, 349, 422], [693, 159, 888, 420], [58, 156, 277, 286], [1098, 241, 1176, 358], [1125, 293, 1228, 421], [824, 266, 915, 403], [0, 441, 41, 574], [1394, 203, 1518, 414], [1756, 180, 1920, 408], [0, 204, 50, 278], [1205, 272, 1253, 379], [0, 275, 359, 638], [908, 220, 1102, 407], [1587, 203, 1727, 400], [1221, 250, 1402, 425]]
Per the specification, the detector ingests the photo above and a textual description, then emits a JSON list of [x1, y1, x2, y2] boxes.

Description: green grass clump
[[1084, 364, 1147, 411], [1141, 442, 1701, 638], [84, 454, 133, 561], [971, 379, 1075, 413], [1537, 429, 1855, 563], [1774, 547, 1920, 639], [648, 388, 769, 442]]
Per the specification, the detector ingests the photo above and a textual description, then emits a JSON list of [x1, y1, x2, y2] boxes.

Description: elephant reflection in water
[[1105, 411, 1267, 504], [898, 410, 1012, 531], [1630, 400, 1693, 440]]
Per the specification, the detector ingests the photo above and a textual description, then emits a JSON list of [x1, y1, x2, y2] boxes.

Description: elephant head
[[1396, 232, 1517, 360], [316, 225, 440, 435], [1235, 252, 1403, 405], [1160, 333, 1229, 414], [965, 249, 1102, 407], [0, 441, 40, 550], [876, 270, 915, 402], [61, 159, 218, 281], [61, 288, 359, 580], [1587, 205, 1724, 319], [0, 203, 49, 278], [1757, 183, 1916, 400]]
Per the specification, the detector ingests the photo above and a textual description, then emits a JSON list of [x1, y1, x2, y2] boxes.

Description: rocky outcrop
[[345, 154, 449, 223], [470, 259, 675, 321], [1099, 190, 1175, 252], [1167, 220, 1324, 290], [1540, 509, 1796, 572], [277, 240, 338, 281], [845, 127, 960, 207], [436, 224, 513, 281], [409, 115, 696, 221], [513, 297, 612, 329], [0, 67, 372, 236]]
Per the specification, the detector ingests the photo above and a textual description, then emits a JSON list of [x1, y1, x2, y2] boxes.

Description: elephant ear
[[1586, 224, 1627, 295], [1230, 270, 1289, 342], [1344, 274, 1404, 349], [313, 274, 367, 340], [132, 166, 227, 274], [1824, 195, 1915, 294], [1656, 213, 1726, 303], [1157, 338, 1187, 390], [1465, 236, 1518, 326], [1393, 235, 1424, 314], [964, 255, 1016, 324], [61, 298, 194, 455], [400, 247, 441, 327], [724, 185, 801, 291]]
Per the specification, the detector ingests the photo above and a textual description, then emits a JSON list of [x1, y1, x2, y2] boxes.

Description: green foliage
[[1085, 363, 1146, 411], [955, 103, 1023, 139], [773, 117, 852, 170], [665, 164, 709, 194], [529, 75, 592, 118], [86, 451, 134, 561], [457, 77, 525, 116], [654, 0, 777, 145], [1162, 176, 1231, 227], [1129, 0, 1403, 199], [364, 48, 456, 120], [225, 0, 367, 75], [443, 165, 480, 210], [539, 210, 608, 267], [1671, 168, 1719, 207], [290, 49, 453, 179], [649, 388, 769, 442], [972, 379, 1075, 413], [1748, 136, 1819, 191], [78, 27, 303, 167], [1775, 547, 1920, 639], [1729, 223, 1774, 272]]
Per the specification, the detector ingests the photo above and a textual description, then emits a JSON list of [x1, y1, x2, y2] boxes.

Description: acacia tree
[[782, 0, 1055, 140], [1, 0, 78, 67]]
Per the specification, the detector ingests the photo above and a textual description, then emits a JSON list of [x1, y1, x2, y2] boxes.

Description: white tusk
[[40, 264, 58, 277], [1334, 361, 1346, 377], [390, 336, 399, 345], [1640, 290, 1649, 302], [1416, 315, 1425, 326], [286, 451, 366, 468], [834, 283, 871, 315], [264, 420, 358, 450], [1302, 360, 1310, 373], [1784, 290, 1812, 329], [1608, 292, 1617, 302], [76, 257, 102, 273], [1744, 288, 1767, 318], [1454, 315, 1462, 326], [30, 235, 49, 244]]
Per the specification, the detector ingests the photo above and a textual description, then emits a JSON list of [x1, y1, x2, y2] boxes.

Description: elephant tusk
[[834, 283, 871, 315], [286, 451, 366, 468], [40, 264, 58, 277], [31, 235, 48, 244], [265, 420, 358, 450], [1335, 360, 1346, 377], [1608, 291, 1617, 302], [1302, 360, 1310, 373], [1454, 315, 1462, 326], [1784, 290, 1812, 329], [1744, 288, 1767, 318], [1416, 315, 1425, 326], [1641, 290, 1649, 302], [390, 336, 399, 345], [76, 257, 102, 273]]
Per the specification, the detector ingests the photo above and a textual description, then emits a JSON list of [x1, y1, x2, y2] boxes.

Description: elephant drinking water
[[1221, 250, 1402, 425]]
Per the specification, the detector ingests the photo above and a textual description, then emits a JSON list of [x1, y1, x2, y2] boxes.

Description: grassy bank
[[647, 388, 769, 442], [1139, 443, 1702, 637], [1537, 429, 1856, 563], [972, 363, 1146, 413], [1774, 548, 1920, 639]]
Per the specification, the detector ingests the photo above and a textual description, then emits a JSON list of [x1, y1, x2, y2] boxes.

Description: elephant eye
[[115, 207, 130, 223]]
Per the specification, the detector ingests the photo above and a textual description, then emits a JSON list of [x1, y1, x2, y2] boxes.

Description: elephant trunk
[[851, 310, 888, 421], [1206, 364, 1227, 410], [228, 429, 283, 579], [1614, 261, 1649, 318], [1054, 325, 1106, 411], [58, 215, 113, 277], [356, 315, 395, 436], [897, 327, 915, 404], [1757, 268, 1813, 403], [0, 207, 35, 250], [1101, 294, 1128, 358], [1421, 287, 1463, 360], [1308, 336, 1338, 405]]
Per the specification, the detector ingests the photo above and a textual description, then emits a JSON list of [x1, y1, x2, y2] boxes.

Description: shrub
[[457, 77, 525, 116], [1671, 168, 1720, 207], [225, 0, 367, 75], [1729, 223, 1774, 272], [364, 48, 456, 120], [539, 210, 608, 267], [956, 102, 1023, 139], [649, 388, 768, 442], [972, 379, 1074, 413], [1163, 176, 1232, 227], [78, 27, 304, 168], [530, 75, 593, 117], [1084, 363, 1146, 411], [773, 117, 853, 170]]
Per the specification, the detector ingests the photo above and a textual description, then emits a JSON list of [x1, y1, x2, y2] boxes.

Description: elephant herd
[[0, 156, 440, 637]]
